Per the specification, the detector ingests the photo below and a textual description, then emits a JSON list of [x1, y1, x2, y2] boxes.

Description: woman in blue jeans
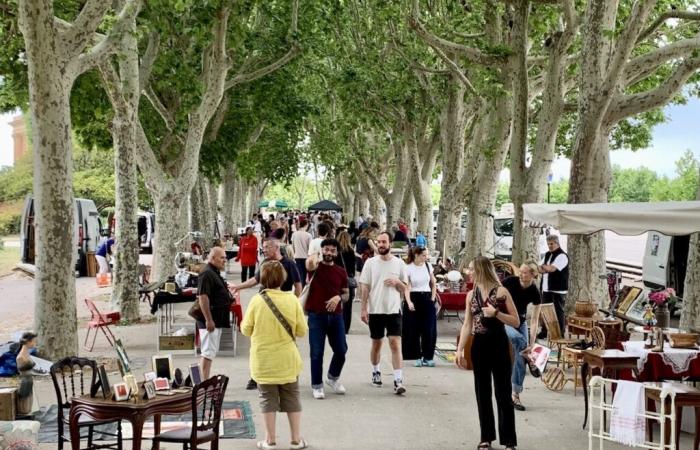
[[502, 261, 542, 411]]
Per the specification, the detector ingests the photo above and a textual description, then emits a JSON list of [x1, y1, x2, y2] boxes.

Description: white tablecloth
[[623, 340, 700, 373]]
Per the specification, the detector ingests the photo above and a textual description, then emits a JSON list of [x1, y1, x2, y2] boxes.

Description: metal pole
[[547, 183, 551, 203]]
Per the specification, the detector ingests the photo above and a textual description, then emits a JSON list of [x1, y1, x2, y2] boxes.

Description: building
[[10, 115, 29, 163]]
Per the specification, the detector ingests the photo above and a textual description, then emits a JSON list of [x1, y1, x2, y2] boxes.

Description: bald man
[[197, 246, 233, 379]]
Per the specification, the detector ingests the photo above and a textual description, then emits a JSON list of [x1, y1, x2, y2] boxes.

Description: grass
[[0, 245, 19, 275]]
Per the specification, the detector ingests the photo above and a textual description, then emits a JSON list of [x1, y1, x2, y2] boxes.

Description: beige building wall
[[10, 115, 28, 163]]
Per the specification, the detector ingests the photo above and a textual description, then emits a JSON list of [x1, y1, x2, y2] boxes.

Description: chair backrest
[[539, 303, 563, 339], [50, 357, 97, 421], [591, 326, 606, 350], [85, 298, 109, 323], [190, 375, 229, 440]]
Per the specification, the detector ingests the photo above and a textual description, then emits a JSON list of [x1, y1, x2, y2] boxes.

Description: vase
[[655, 304, 670, 329], [575, 301, 597, 318]]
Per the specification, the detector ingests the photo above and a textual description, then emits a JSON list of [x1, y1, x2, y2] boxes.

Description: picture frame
[[627, 291, 649, 322], [143, 381, 157, 400], [113, 382, 130, 401], [114, 339, 131, 375], [189, 363, 202, 386], [123, 374, 138, 399], [154, 377, 170, 391], [144, 371, 157, 382], [98, 364, 111, 399], [152, 354, 174, 381], [615, 286, 642, 315]]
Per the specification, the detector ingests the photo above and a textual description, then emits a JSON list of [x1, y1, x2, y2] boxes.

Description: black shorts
[[368, 314, 402, 339]]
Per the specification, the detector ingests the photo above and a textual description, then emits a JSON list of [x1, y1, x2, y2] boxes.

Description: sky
[[1, 97, 699, 175]]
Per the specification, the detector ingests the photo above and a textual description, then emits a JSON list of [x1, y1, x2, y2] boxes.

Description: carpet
[[34, 401, 255, 442], [435, 342, 457, 363]]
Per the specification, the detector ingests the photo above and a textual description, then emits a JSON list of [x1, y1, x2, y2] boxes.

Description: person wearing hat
[[236, 226, 259, 282]]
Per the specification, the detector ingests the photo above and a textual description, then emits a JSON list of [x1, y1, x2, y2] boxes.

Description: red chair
[[84, 298, 121, 351]]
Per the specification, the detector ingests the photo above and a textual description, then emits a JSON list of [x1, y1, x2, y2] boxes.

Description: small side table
[[581, 349, 640, 429], [561, 347, 584, 396]]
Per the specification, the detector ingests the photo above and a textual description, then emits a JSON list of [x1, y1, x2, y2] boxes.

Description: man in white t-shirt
[[292, 218, 312, 286], [308, 222, 330, 258], [359, 231, 408, 395]]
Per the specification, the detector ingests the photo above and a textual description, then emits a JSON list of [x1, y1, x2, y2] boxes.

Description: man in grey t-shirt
[[359, 231, 408, 395]]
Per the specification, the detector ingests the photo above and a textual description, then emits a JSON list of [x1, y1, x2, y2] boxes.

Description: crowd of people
[[193, 209, 569, 450]]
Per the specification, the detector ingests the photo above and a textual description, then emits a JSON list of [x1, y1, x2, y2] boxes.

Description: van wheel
[[145, 244, 153, 254]]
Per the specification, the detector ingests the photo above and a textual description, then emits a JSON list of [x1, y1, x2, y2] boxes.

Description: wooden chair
[[50, 357, 122, 450], [590, 326, 606, 350], [84, 299, 120, 351], [539, 303, 579, 366], [153, 374, 229, 450]]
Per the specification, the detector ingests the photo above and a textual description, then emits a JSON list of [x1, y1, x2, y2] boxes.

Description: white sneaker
[[312, 388, 325, 399], [326, 379, 346, 395]]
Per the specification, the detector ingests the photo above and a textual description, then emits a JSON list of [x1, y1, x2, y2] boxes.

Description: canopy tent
[[258, 200, 288, 209], [307, 199, 343, 211], [523, 201, 700, 236]]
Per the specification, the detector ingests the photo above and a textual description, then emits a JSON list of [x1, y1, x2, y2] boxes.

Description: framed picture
[[98, 365, 111, 399], [627, 291, 649, 322], [152, 355, 174, 381], [113, 382, 130, 401], [189, 363, 202, 386], [144, 371, 157, 382], [114, 339, 131, 375], [123, 374, 138, 399], [143, 381, 157, 400], [615, 286, 642, 315], [154, 377, 170, 391]]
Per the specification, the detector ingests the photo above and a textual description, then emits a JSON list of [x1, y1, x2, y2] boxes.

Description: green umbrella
[[258, 200, 288, 209]]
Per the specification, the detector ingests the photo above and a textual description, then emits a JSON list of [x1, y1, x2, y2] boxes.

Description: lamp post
[[547, 172, 553, 203]]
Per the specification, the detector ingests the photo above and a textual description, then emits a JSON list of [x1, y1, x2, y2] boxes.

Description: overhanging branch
[[637, 10, 700, 43]]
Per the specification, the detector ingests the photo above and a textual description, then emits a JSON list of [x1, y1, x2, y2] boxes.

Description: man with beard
[[304, 239, 349, 399], [359, 231, 409, 395]]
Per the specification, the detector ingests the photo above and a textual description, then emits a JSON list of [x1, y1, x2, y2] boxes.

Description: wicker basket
[[574, 301, 598, 318]]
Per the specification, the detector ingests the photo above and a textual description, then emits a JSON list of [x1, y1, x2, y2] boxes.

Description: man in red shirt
[[235, 226, 258, 282], [305, 238, 349, 399]]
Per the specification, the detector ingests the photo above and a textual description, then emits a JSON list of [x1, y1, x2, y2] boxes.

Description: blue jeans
[[295, 258, 307, 287], [506, 321, 528, 394], [308, 312, 347, 388]]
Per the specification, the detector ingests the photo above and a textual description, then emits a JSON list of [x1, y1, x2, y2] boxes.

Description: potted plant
[[648, 288, 678, 329]]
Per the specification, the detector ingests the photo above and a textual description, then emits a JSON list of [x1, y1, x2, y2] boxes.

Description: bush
[[0, 200, 23, 236]]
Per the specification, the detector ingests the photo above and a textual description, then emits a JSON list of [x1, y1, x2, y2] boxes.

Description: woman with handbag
[[336, 230, 357, 334], [402, 246, 439, 367], [241, 261, 309, 450], [455, 256, 520, 450]]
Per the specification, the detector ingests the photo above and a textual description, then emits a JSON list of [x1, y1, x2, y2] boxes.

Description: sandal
[[477, 442, 491, 450], [256, 441, 277, 449], [526, 358, 541, 378], [512, 396, 526, 411], [290, 439, 308, 450]]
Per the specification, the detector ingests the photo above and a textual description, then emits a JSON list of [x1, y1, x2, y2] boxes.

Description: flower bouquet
[[648, 287, 677, 308]]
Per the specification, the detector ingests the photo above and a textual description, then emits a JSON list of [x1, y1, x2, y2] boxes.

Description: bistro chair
[[152, 374, 229, 450], [50, 357, 122, 450]]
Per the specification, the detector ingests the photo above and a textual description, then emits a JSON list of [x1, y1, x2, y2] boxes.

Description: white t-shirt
[[308, 237, 324, 257], [358, 255, 407, 314], [292, 230, 311, 259], [541, 253, 569, 293], [406, 262, 433, 292]]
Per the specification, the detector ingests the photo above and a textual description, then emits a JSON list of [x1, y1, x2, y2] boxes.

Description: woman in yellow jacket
[[241, 260, 309, 450]]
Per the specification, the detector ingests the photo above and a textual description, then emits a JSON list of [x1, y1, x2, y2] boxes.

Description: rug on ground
[[35, 401, 255, 442]]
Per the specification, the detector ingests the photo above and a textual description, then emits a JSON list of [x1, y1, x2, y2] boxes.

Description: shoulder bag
[[260, 290, 296, 342], [188, 298, 205, 323], [461, 288, 479, 371], [298, 272, 315, 308], [338, 252, 358, 290]]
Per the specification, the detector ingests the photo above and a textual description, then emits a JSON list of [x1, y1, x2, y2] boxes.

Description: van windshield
[[494, 218, 514, 237]]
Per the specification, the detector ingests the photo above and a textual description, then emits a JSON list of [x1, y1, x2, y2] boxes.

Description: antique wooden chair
[[50, 357, 122, 449]]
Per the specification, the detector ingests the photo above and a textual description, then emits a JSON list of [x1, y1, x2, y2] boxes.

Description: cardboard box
[[159, 335, 194, 351], [0, 387, 17, 420], [87, 251, 98, 277]]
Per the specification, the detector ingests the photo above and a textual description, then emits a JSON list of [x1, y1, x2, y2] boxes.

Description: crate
[[0, 387, 17, 420], [96, 272, 112, 287], [87, 251, 98, 277], [159, 334, 195, 351]]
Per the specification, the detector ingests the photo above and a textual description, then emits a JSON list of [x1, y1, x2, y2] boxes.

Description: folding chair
[[84, 299, 120, 351]]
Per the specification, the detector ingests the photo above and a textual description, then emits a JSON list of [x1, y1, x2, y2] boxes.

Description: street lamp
[[547, 172, 553, 203]]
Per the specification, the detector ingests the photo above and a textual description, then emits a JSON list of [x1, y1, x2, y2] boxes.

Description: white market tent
[[522, 201, 700, 236]]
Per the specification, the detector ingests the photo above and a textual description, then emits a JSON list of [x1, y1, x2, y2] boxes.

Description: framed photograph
[[152, 355, 174, 381], [615, 286, 642, 315], [144, 371, 157, 382], [189, 363, 202, 386], [113, 382, 130, 401], [123, 374, 138, 399], [627, 291, 649, 322], [143, 381, 157, 400], [154, 377, 170, 391], [114, 339, 131, 375], [98, 364, 111, 399]]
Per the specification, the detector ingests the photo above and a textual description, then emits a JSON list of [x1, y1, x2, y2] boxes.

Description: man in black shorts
[[359, 231, 408, 395]]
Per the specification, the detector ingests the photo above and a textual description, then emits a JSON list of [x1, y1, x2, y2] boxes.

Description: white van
[[432, 208, 468, 247], [642, 231, 690, 297], [492, 215, 549, 260], [137, 211, 155, 253], [20, 195, 102, 276]]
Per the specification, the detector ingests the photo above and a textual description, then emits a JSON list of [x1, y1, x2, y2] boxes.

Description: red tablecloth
[[438, 291, 468, 311], [620, 341, 700, 381]]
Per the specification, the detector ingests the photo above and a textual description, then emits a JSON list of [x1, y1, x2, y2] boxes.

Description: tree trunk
[[152, 185, 189, 282], [220, 166, 236, 235], [19, 1, 78, 358], [190, 175, 208, 241], [680, 167, 700, 329]]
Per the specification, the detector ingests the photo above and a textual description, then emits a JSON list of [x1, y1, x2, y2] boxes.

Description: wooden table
[[561, 347, 584, 396], [69, 389, 191, 450], [645, 381, 700, 450], [581, 349, 640, 429]]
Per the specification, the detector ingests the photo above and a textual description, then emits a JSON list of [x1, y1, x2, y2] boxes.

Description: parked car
[[20, 195, 102, 276]]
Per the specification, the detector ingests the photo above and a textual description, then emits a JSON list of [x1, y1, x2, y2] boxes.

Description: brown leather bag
[[188, 298, 205, 322], [462, 335, 474, 370]]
